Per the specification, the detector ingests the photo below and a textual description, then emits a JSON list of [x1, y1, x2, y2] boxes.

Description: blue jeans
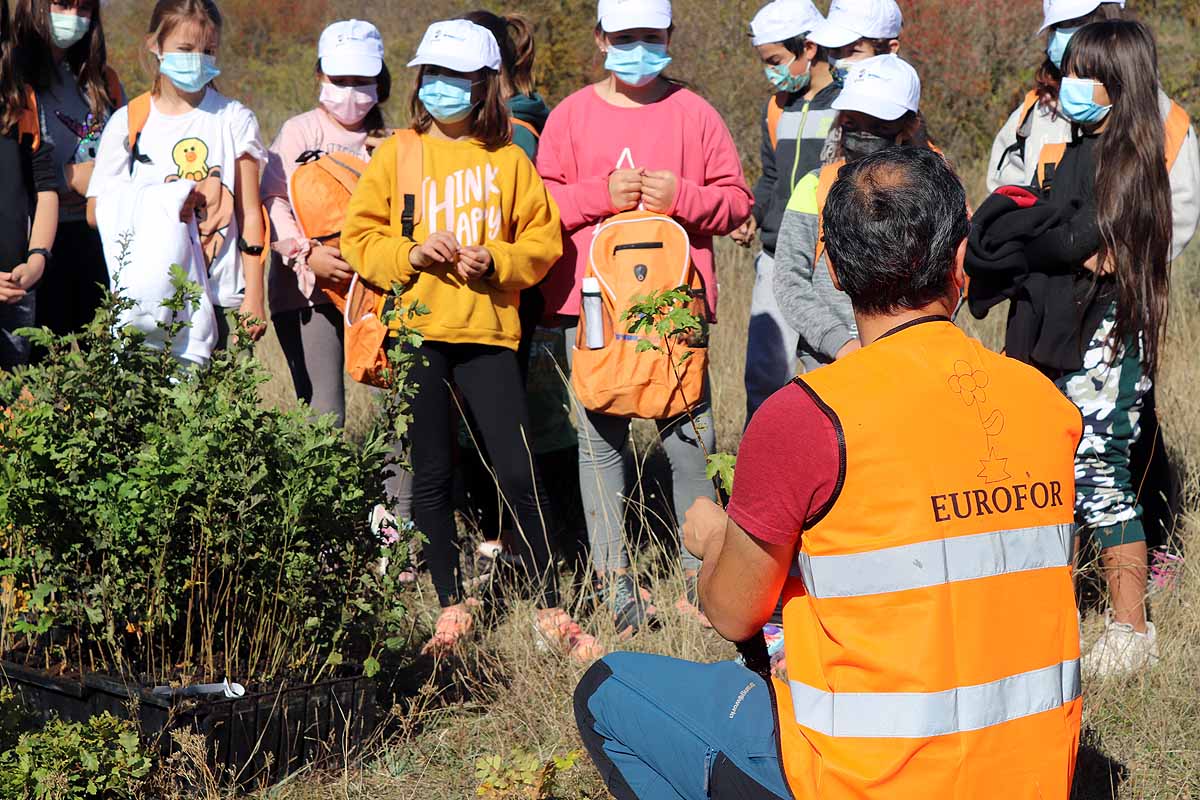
[[744, 251, 800, 422], [575, 653, 790, 800]]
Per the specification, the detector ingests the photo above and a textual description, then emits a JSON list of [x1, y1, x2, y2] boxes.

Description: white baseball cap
[[318, 20, 384, 78], [831, 54, 920, 120], [1038, 0, 1124, 32], [598, 0, 673, 33], [808, 0, 902, 49], [750, 0, 824, 47], [407, 19, 501, 73]]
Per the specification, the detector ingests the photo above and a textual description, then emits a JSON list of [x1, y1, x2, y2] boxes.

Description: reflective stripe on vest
[[795, 522, 1073, 599], [789, 657, 1081, 739]]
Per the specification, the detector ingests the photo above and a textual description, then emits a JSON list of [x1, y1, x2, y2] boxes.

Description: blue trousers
[[574, 653, 791, 800]]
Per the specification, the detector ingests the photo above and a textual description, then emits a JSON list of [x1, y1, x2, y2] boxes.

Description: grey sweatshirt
[[773, 167, 858, 372]]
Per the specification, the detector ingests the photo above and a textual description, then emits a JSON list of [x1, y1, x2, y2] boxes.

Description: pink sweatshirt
[[261, 108, 371, 314], [536, 85, 753, 320]]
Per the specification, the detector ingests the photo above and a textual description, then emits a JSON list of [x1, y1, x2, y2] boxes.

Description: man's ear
[[887, 38, 900, 54], [826, 250, 844, 293], [950, 237, 967, 297], [804, 40, 819, 66]]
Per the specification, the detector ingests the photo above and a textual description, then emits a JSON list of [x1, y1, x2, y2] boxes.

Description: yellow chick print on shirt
[[172, 137, 211, 181]]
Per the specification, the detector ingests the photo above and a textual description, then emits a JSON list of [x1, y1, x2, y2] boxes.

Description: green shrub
[[0, 713, 151, 799], [0, 272, 419, 685]]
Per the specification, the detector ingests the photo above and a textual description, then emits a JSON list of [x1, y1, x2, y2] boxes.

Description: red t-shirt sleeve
[[727, 381, 841, 546]]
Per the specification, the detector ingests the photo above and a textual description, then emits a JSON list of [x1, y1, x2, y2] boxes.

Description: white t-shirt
[[88, 88, 266, 308]]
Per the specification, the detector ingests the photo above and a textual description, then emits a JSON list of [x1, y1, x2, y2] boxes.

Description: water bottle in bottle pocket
[[582, 276, 605, 350]]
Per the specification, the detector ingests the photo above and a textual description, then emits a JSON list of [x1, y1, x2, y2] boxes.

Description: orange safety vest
[[812, 158, 842, 269], [772, 318, 1083, 800], [1036, 100, 1193, 190]]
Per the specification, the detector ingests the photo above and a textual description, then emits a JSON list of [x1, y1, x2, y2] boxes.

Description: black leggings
[[410, 341, 558, 609]]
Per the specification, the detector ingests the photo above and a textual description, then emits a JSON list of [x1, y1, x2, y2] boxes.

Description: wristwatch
[[27, 248, 52, 265], [237, 237, 264, 257]]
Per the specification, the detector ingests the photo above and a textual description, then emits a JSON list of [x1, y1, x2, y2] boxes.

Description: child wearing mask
[[774, 54, 931, 372], [460, 9, 586, 580], [536, 0, 753, 635], [14, 0, 121, 340], [87, 0, 268, 350], [0, 0, 58, 369], [341, 19, 597, 661], [735, 0, 840, 420], [261, 19, 390, 428], [972, 21, 1175, 678], [988, 0, 1198, 260]]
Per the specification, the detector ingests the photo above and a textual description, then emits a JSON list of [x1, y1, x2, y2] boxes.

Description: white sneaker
[[1082, 612, 1160, 679]]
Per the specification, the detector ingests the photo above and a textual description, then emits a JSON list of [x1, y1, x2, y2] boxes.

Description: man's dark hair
[[823, 146, 969, 315]]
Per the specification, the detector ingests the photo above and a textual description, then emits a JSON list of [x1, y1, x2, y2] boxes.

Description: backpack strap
[[16, 87, 41, 152], [315, 153, 365, 195], [1164, 101, 1191, 174], [1036, 142, 1068, 194], [813, 160, 842, 267], [103, 65, 123, 109], [767, 91, 787, 151], [512, 117, 540, 140], [995, 89, 1042, 173], [124, 92, 153, 175], [393, 129, 423, 239]]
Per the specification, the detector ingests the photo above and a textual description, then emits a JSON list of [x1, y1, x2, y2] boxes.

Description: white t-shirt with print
[[88, 88, 266, 308]]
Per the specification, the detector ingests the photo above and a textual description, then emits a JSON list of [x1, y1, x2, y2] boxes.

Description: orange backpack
[[570, 210, 707, 419], [343, 129, 423, 388], [288, 150, 370, 311]]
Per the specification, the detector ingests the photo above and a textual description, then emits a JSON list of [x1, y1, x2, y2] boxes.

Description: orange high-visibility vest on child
[[772, 319, 1083, 800]]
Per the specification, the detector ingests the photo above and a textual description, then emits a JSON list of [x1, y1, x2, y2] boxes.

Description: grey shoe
[[599, 574, 655, 637]]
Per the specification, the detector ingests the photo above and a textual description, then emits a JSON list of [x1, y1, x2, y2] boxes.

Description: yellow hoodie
[[341, 133, 562, 350]]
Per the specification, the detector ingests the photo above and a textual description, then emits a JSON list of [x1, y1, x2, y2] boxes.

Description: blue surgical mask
[[604, 41, 673, 88], [1047, 26, 1080, 70], [159, 52, 220, 94], [1059, 76, 1111, 124], [764, 57, 811, 93], [418, 75, 476, 123], [49, 12, 91, 49]]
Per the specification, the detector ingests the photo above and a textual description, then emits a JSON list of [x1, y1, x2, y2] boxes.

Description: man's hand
[[683, 496, 728, 562], [309, 244, 354, 285], [456, 245, 493, 282], [641, 170, 678, 214], [609, 169, 643, 211], [409, 232, 460, 270], [730, 216, 757, 247]]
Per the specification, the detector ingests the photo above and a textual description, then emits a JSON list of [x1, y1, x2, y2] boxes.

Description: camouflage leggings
[[1055, 312, 1151, 550]]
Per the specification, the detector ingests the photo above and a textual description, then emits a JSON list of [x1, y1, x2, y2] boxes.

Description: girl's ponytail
[[504, 14, 536, 97]]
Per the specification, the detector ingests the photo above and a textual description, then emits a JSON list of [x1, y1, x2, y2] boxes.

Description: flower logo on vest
[[948, 361, 1012, 484], [948, 361, 988, 406]]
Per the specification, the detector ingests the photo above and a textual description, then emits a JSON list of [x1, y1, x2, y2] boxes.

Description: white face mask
[[50, 11, 91, 49], [319, 82, 379, 127]]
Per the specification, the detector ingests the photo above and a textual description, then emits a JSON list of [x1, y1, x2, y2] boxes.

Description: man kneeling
[[574, 147, 1083, 800]]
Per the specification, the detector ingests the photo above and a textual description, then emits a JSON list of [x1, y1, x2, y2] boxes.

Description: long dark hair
[[14, 0, 116, 120], [463, 10, 537, 97], [409, 64, 511, 150], [0, 0, 27, 134], [1064, 20, 1171, 374], [1033, 3, 1122, 107], [314, 58, 392, 138]]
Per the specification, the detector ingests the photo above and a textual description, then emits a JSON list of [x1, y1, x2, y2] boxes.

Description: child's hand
[[641, 170, 678, 214], [309, 244, 354, 285], [64, 161, 95, 199], [10, 257, 46, 293], [456, 246, 493, 282], [180, 187, 208, 223], [237, 296, 268, 342], [409, 232, 460, 270], [0, 272, 26, 304], [609, 169, 644, 212]]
